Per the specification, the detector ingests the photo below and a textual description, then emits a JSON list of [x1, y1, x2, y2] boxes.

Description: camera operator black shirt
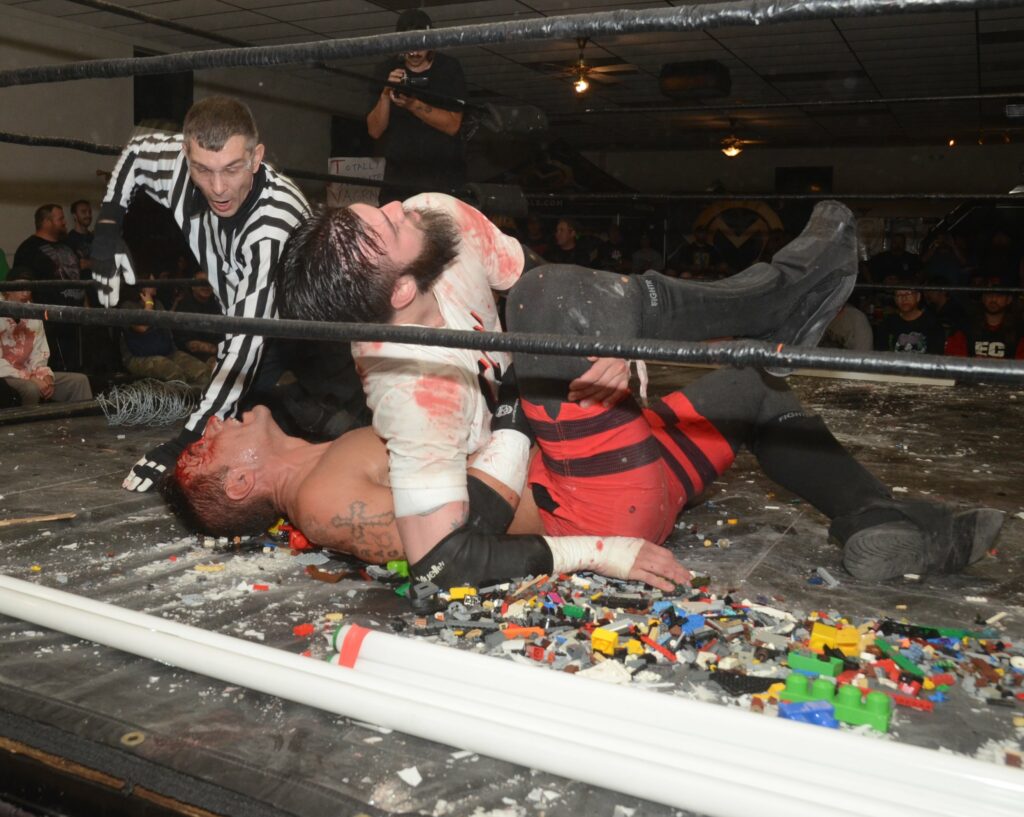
[[370, 52, 467, 201]]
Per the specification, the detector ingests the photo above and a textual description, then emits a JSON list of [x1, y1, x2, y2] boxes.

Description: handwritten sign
[[327, 156, 385, 208]]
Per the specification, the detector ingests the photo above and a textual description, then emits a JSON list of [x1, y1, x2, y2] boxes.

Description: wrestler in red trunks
[[525, 395, 734, 543]]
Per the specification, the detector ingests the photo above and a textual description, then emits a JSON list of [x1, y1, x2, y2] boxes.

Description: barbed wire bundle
[[95, 379, 198, 427]]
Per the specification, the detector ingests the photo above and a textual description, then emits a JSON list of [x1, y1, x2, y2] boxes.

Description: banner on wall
[[327, 157, 385, 208]]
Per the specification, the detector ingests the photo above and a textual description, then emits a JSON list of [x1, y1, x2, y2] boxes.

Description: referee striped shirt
[[103, 132, 310, 433]]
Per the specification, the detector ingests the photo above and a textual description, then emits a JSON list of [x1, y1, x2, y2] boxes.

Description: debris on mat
[[162, 525, 1018, 768]]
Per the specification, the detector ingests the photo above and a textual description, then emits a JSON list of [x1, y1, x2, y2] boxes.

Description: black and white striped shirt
[[103, 132, 310, 433]]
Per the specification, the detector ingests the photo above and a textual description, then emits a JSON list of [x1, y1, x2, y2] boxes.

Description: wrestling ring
[[1, 2, 1024, 816]]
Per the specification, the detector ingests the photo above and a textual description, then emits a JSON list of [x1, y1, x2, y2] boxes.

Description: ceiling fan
[[719, 119, 767, 157], [546, 38, 636, 94]]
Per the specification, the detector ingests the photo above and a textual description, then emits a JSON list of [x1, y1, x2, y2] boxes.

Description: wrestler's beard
[[404, 208, 460, 293]]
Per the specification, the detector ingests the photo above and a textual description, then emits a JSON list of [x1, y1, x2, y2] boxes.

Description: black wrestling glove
[[91, 203, 135, 307], [491, 364, 533, 442], [123, 427, 202, 493]]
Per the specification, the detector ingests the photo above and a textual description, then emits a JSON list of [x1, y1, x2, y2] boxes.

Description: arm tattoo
[[328, 501, 402, 563]]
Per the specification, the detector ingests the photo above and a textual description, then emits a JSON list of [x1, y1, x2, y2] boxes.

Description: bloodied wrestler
[[254, 195, 1003, 588]]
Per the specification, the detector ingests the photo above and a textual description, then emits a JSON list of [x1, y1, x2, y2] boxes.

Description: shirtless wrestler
[[164, 404, 689, 591]]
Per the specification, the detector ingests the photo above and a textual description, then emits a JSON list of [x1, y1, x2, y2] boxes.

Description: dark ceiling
[[6, 0, 1024, 151]]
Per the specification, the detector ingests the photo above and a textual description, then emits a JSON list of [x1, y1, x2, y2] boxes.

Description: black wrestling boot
[[829, 500, 1005, 582], [768, 200, 859, 350]]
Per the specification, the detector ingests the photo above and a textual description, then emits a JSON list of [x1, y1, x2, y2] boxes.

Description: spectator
[[522, 215, 551, 258], [631, 232, 664, 275], [549, 218, 592, 265], [596, 221, 631, 273], [922, 275, 969, 341], [119, 281, 210, 387], [821, 300, 874, 352], [979, 229, 1020, 288], [869, 234, 921, 282], [13, 203, 85, 369], [873, 234, 921, 280], [874, 283, 944, 355], [65, 199, 94, 270], [173, 270, 222, 364], [668, 225, 726, 279], [0, 269, 92, 405], [945, 279, 1024, 360], [921, 231, 968, 286], [367, 9, 466, 205]]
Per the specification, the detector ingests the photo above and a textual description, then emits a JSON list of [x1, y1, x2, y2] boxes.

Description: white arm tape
[[544, 536, 643, 580], [470, 429, 530, 496], [393, 484, 469, 518]]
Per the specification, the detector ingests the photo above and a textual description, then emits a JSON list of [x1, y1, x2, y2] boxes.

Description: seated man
[[172, 270, 223, 364], [0, 269, 93, 405], [272, 194, 999, 586], [120, 281, 211, 387], [874, 283, 944, 355], [945, 278, 1024, 360]]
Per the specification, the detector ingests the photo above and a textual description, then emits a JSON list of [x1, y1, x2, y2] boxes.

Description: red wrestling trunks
[[525, 393, 735, 544]]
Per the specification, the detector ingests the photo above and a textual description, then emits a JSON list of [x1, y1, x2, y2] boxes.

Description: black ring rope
[[855, 283, 1024, 292], [526, 191, 1024, 202], [0, 300, 1020, 385], [62, 0, 486, 109], [2, 0, 1023, 89], [579, 90, 1024, 118], [6, 130, 1021, 203], [5, 278, 1024, 295]]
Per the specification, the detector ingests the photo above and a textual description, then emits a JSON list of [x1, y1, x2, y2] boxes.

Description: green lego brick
[[779, 673, 837, 703], [394, 582, 411, 597], [874, 638, 925, 678], [562, 604, 587, 620], [387, 560, 410, 578], [787, 650, 843, 677], [780, 674, 891, 732], [833, 685, 891, 732]]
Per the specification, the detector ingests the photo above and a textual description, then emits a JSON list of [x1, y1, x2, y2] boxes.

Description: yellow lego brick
[[923, 678, 936, 691], [591, 627, 620, 656], [809, 622, 836, 654], [764, 681, 786, 700], [626, 639, 645, 656], [835, 627, 860, 657], [448, 586, 478, 601]]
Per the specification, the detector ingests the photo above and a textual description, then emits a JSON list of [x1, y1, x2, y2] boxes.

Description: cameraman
[[367, 9, 467, 205]]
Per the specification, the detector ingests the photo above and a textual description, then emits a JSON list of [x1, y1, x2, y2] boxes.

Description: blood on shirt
[[413, 375, 463, 421], [454, 200, 521, 287]]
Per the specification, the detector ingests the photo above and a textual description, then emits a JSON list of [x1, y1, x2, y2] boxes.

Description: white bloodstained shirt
[[354, 193, 524, 517]]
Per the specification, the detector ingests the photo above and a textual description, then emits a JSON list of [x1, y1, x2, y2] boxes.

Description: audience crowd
[[1, 198, 224, 408], [2, 201, 1021, 411]]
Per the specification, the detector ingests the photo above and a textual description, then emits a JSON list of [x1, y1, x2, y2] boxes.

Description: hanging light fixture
[[573, 37, 590, 96], [721, 136, 743, 158]]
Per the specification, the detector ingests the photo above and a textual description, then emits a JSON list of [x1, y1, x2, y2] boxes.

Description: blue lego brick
[[778, 700, 839, 728]]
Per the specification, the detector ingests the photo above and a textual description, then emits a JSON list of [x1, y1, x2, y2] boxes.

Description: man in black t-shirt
[[874, 285, 944, 355], [13, 204, 85, 369], [366, 9, 466, 205], [868, 234, 921, 282], [65, 199, 94, 270]]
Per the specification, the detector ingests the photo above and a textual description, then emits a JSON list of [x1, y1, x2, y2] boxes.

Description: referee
[[92, 96, 330, 492]]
